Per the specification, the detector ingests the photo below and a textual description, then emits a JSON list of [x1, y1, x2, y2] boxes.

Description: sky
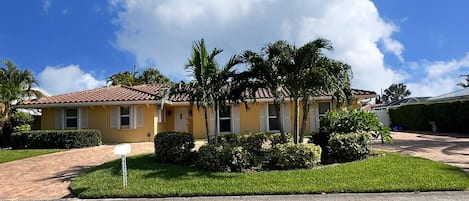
[[1, 0, 469, 96]]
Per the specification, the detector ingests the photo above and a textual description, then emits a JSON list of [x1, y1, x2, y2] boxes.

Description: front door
[[174, 107, 189, 132]]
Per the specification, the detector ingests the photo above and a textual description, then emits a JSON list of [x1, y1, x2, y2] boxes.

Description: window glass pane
[[220, 119, 231, 132], [318, 102, 330, 115], [66, 118, 77, 128], [65, 109, 77, 117], [268, 104, 278, 116], [121, 107, 130, 115], [269, 117, 280, 130], [121, 117, 130, 126], [219, 106, 231, 118]]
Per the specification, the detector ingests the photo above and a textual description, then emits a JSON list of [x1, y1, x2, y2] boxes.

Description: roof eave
[[17, 100, 156, 109]]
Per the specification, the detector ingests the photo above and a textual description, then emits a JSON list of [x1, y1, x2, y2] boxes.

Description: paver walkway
[[0, 143, 154, 200], [373, 131, 469, 173]]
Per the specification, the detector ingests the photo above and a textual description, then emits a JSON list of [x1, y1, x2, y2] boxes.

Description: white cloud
[[42, 0, 51, 14], [110, 0, 405, 93], [38, 65, 106, 95]]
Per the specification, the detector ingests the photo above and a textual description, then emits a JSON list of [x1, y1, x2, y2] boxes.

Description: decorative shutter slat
[[310, 103, 319, 132], [232, 105, 240, 134], [209, 107, 215, 135], [130, 106, 136, 129], [281, 103, 291, 133], [259, 104, 266, 133], [55, 109, 64, 129], [110, 106, 119, 128], [136, 105, 144, 127], [79, 107, 88, 129]]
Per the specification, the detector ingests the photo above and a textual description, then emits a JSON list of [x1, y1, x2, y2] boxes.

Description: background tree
[[0, 60, 43, 122], [107, 66, 171, 86], [138, 68, 171, 84], [457, 75, 469, 88], [381, 83, 411, 103]]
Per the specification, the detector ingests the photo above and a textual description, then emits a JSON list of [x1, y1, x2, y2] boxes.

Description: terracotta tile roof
[[20, 84, 376, 106]]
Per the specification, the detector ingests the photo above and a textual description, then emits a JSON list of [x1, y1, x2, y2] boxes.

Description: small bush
[[154, 132, 195, 164], [197, 144, 252, 172], [268, 133, 293, 147], [13, 124, 31, 132], [329, 132, 372, 163], [215, 133, 269, 154], [10, 112, 34, 127], [264, 143, 321, 170], [11, 129, 102, 149]]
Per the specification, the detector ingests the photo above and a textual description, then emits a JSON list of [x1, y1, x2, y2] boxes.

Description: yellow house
[[19, 84, 376, 143]]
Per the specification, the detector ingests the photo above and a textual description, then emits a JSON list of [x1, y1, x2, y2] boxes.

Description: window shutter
[[110, 106, 119, 128], [209, 108, 215, 135], [129, 106, 136, 129], [310, 103, 319, 132], [55, 109, 64, 129], [136, 105, 144, 127], [158, 108, 164, 123], [259, 103, 266, 133], [231, 104, 240, 134], [281, 103, 291, 133], [79, 107, 88, 129]]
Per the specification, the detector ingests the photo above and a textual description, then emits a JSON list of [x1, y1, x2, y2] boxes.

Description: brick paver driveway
[[0, 142, 153, 200], [374, 132, 469, 174]]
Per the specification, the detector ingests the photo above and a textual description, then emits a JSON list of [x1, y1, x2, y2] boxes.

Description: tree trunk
[[204, 107, 211, 144], [299, 99, 310, 143], [214, 103, 219, 144], [293, 98, 299, 144], [275, 103, 286, 143]]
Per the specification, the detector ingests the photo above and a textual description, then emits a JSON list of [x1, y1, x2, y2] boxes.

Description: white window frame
[[64, 108, 78, 129], [318, 102, 331, 127], [268, 104, 280, 132], [120, 106, 131, 129], [218, 106, 232, 133]]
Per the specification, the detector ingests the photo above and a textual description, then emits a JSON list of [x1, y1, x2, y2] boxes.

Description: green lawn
[[70, 152, 469, 198], [0, 149, 62, 163]]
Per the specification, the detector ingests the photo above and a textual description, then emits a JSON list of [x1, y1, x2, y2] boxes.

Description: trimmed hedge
[[154, 132, 195, 164], [11, 129, 102, 149], [197, 144, 253, 172], [329, 132, 372, 163], [389, 101, 469, 132], [264, 143, 322, 170]]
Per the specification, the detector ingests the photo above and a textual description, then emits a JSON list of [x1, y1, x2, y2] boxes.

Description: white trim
[[218, 105, 232, 134], [64, 108, 78, 129]]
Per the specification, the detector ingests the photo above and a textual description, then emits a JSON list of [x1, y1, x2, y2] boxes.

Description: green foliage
[[13, 124, 31, 132], [0, 149, 62, 164], [380, 83, 411, 104], [10, 111, 34, 126], [329, 132, 372, 163], [320, 109, 391, 143], [11, 129, 102, 149], [197, 144, 252, 172], [215, 133, 269, 154], [154, 132, 195, 164], [268, 132, 293, 147], [389, 101, 469, 132], [264, 143, 322, 170]]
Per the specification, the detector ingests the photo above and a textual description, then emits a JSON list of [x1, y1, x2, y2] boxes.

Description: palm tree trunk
[[214, 103, 219, 144], [275, 103, 286, 143], [299, 99, 310, 143], [203, 107, 210, 144], [293, 98, 299, 144]]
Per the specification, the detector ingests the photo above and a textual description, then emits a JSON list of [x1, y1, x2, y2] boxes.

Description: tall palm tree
[[382, 83, 411, 103], [107, 65, 139, 86], [0, 60, 43, 122], [138, 68, 171, 84], [241, 41, 290, 143], [457, 75, 469, 88]]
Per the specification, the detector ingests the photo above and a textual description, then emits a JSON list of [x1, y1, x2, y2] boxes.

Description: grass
[[70, 152, 469, 198], [0, 149, 62, 163]]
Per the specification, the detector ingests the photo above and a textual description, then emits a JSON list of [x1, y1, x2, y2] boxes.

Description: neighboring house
[[427, 88, 469, 102], [18, 84, 376, 143], [371, 97, 429, 127]]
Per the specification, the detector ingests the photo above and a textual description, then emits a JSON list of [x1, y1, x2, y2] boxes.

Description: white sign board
[[114, 143, 131, 156]]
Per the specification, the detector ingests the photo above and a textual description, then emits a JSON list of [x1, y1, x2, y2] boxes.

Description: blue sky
[[1, 0, 469, 96]]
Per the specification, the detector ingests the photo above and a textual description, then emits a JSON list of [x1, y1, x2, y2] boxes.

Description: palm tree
[[241, 41, 290, 143], [185, 38, 242, 143], [0, 60, 44, 122], [382, 83, 411, 103], [457, 75, 469, 88], [138, 68, 171, 84], [107, 65, 139, 86]]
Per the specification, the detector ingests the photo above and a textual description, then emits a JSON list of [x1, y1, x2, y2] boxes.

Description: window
[[65, 108, 78, 129], [318, 102, 330, 127], [268, 104, 280, 131], [219, 106, 231, 133], [120, 106, 130, 129]]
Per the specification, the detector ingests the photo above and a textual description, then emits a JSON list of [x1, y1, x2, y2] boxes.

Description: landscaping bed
[[0, 149, 62, 163], [70, 152, 469, 198]]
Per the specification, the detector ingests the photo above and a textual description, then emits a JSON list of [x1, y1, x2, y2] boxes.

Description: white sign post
[[114, 143, 131, 188]]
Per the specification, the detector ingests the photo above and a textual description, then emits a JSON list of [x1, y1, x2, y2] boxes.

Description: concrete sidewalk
[[59, 191, 469, 201]]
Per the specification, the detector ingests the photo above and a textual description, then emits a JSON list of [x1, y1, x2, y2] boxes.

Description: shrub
[[263, 143, 321, 170], [154, 132, 195, 164], [11, 129, 102, 149], [328, 132, 372, 163], [389, 104, 430, 131], [268, 133, 293, 147], [10, 112, 34, 127], [215, 133, 269, 154], [13, 124, 31, 132], [197, 144, 252, 172]]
